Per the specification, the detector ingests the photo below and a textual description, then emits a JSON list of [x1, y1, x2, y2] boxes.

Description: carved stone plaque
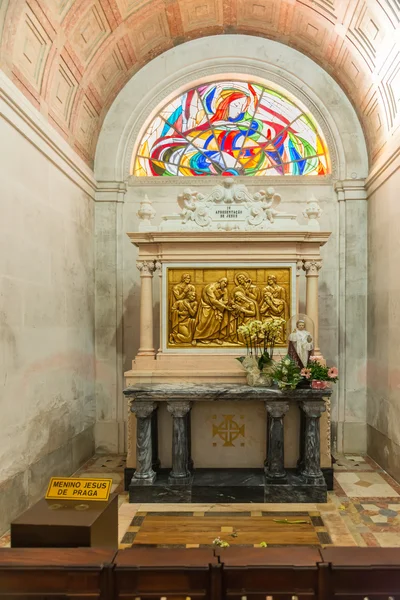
[[167, 267, 292, 348]]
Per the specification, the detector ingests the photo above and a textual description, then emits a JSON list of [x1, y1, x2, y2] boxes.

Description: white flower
[[282, 367, 288, 374], [284, 358, 291, 366]]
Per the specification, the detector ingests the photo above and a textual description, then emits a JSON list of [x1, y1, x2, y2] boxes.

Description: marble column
[[265, 401, 290, 480], [304, 260, 322, 355], [296, 259, 303, 314], [137, 260, 156, 356], [155, 260, 163, 354], [130, 401, 157, 483], [151, 407, 160, 472], [167, 401, 192, 484], [300, 400, 326, 480], [335, 179, 367, 454]]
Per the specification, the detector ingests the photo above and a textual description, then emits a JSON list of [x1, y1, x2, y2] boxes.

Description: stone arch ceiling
[[1, 0, 399, 168]]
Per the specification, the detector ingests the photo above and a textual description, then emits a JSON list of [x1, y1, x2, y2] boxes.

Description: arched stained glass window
[[133, 80, 329, 177]]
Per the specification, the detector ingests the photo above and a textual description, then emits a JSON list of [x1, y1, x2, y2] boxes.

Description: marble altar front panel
[[157, 400, 301, 468]]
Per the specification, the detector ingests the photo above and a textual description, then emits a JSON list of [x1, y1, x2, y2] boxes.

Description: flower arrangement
[[302, 356, 339, 388], [272, 355, 302, 390], [237, 318, 285, 370], [237, 319, 286, 386]]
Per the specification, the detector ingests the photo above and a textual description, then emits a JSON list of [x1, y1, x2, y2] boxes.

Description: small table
[[11, 494, 118, 548]]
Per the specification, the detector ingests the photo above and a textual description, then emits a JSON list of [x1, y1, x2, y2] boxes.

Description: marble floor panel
[[1, 454, 400, 549]]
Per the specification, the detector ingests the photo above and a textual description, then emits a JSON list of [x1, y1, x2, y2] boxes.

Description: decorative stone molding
[[303, 195, 322, 229], [157, 178, 320, 232], [296, 260, 304, 274], [303, 260, 323, 276], [335, 179, 367, 201], [167, 401, 192, 418], [95, 181, 127, 202], [325, 397, 331, 456], [130, 401, 157, 419], [300, 400, 326, 418], [137, 195, 157, 231], [136, 260, 156, 276], [265, 401, 290, 418]]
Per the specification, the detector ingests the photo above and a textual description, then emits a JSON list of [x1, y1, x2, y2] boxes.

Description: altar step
[[126, 468, 327, 504]]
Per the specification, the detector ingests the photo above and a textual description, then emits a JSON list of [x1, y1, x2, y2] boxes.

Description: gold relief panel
[[167, 267, 292, 348]]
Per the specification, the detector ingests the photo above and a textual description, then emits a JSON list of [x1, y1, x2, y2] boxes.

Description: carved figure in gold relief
[[171, 273, 195, 302], [232, 272, 261, 306], [228, 291, 258, 343], [167, 268, 291, 348], [261, 275, 289, 320], [192, 277, 230, 345], [170, 291, 198, 344]]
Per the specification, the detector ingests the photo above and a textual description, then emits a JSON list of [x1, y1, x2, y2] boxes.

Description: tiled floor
[[1, 454, 400, 548]]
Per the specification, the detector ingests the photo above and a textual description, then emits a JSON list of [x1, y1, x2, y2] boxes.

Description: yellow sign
[[45, 477, 112, 501]]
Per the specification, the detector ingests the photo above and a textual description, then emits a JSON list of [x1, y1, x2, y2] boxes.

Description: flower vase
[[241, 356, 274, 387], [311, 380, 330, 390]]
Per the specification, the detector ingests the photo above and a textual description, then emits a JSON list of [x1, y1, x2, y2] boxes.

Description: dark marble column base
[[264, 471, 327, 503], [168, 473, 193, 486], [129, 472, 157, 486], [124, 466, 334, 492], [128, 468, 327, 503]]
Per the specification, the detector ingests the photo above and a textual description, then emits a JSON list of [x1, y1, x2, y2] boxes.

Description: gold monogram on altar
[[167, 268, 292, 348]]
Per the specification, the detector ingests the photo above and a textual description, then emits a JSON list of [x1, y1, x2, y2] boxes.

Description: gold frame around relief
[[167, 267, 292, 349]]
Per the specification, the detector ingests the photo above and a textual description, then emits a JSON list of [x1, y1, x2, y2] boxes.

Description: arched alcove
[[93, 35, 369, 457], [95, 35, 368, 181]]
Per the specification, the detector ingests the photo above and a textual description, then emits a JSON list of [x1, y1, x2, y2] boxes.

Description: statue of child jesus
[[288, 319, 313, 369]]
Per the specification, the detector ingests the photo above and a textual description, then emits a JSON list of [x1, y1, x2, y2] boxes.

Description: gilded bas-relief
[[167, 268, 291, 348]]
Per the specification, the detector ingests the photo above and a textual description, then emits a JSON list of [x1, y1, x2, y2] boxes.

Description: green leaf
[[272, 518, 309, 524]]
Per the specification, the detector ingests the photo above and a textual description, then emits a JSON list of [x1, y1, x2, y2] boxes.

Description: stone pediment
[[137, 178, 322, 233]]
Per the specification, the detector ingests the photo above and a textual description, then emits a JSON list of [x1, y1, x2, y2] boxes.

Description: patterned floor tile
[[335, 472, 400, 498], [4, 454, 400, 549]]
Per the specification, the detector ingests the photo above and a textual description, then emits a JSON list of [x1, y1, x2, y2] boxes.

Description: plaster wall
[[0, 73, 96, 534], [367, 161, 400, 479]]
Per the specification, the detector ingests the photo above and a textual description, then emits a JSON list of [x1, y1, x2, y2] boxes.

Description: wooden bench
[[216, 546, 321, 600], [0, 548, 116, 599], [114, 548, 221, 600], [320, 547, 400, 600]]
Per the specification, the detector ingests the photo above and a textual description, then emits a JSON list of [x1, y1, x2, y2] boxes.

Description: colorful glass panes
[[133, 81, 329, 177]]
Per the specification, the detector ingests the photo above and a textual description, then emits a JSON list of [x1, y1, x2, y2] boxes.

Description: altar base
[[127, 468, 327, 504], [124, 384, 331, 503]]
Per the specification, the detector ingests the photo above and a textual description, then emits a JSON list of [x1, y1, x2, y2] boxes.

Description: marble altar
[[124, 180, 332, 495], [124, 384, 330, 503]]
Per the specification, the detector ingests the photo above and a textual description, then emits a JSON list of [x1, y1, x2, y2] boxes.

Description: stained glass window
[[133, 80, 329, 177]]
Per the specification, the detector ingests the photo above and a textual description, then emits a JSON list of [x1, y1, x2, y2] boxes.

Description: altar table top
[[123, 383, 332, 402]]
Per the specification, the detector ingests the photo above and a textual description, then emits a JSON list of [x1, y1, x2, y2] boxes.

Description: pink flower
[[328, 367, 338, 378], [301, 368, 311, 379], [309, 355, 319, 363]]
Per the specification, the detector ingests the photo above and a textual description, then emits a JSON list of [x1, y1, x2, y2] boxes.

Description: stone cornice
[[334, 179, 367, 201], [127, 231, 332, 246]]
